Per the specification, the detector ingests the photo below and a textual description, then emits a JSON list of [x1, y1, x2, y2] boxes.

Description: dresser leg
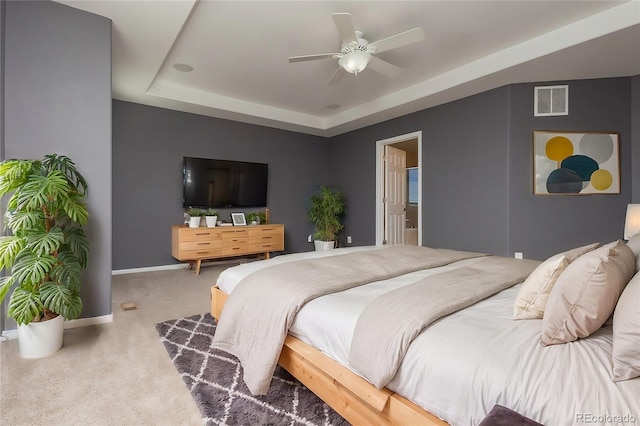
[[195, 259, 202, 275]]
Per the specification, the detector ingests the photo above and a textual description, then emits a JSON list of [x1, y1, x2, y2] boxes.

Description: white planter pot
[[18, 314, 64, 359], [205, 216, 218, 227], [314, 240, 335, 251], [188, 217, 201, 228]]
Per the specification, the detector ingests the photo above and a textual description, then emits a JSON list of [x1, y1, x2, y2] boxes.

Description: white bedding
[[217, 247, 640, 426]]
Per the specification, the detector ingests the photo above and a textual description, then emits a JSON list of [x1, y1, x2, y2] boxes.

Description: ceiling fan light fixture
[[339, 51, 371, 75]]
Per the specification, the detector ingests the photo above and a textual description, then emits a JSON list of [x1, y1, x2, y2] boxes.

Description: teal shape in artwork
[[547, 168, 583, 193], [560, 155, 599, 181]]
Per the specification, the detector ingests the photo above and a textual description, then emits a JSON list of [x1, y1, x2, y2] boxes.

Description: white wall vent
[[534, 85, 568, 116]]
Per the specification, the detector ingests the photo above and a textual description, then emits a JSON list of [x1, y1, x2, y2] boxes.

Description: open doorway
[[375, 131, 422, 246]]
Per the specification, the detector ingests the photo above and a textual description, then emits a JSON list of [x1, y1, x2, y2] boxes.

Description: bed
[[210, 244, 640, 425]]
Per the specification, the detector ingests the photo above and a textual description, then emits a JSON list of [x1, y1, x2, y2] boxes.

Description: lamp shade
[[338, 51, 371, 75], [624, 203, 640, 239]]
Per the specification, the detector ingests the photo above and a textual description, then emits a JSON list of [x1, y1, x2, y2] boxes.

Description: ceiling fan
[[288, 13, 425, 84]]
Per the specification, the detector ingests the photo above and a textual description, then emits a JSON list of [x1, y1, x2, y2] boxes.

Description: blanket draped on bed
[[348, 256, 540, 389], [211, 245, 486, 395]]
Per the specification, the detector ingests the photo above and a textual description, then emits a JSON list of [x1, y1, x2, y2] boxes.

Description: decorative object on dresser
[[231, 212, 246, 226], [308, 186, 345, 251], [171, 224, 284, 274], [204, 208, 218, 227], [186, 208, 206, 228]]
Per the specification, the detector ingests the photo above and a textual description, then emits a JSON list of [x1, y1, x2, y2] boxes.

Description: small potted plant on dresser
[[187, 208, 205, 228], [308, 186, 345, 251], [0, 154, 89, 358], [246, 211, 267, 226], [205, 209, 218, 227]]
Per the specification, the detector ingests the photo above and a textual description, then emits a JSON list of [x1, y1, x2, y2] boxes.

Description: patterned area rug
[[156, 314, 349, 426]]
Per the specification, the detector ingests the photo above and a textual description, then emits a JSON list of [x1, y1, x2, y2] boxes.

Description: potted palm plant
[[308, 186, 345, 251], [0, 154, 89, 358]]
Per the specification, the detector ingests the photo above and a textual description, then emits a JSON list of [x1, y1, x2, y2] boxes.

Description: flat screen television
[[182, 157, 268, 208]]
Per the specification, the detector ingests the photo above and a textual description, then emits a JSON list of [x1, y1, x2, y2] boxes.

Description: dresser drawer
[[178, 247, 222, 260], [249, 242, 283, 253], [180, 240, 222, 251], [221, 228, 249, 239], [180, 229, 222, 242], [248, 234, 283, 245], [248, 226, 282, 237], [221, 245, 249, 256], [223, 237, 248, 247]]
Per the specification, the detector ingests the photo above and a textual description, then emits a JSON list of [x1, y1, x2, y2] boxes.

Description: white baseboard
[[2, 313, 114, 340], [112, 263, 188, 275]]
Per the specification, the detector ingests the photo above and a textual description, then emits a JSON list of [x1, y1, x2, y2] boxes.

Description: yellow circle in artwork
[[591, 169, 613, 191], [546, 136, 574, 161]]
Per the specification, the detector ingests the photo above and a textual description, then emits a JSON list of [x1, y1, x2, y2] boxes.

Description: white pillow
[[612, 272, 640, 381], [513, 242, 599, 320], [625, 233, 640, 272], [541, 241, 635, 346]]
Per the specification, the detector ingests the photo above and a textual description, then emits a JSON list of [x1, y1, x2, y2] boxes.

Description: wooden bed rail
[[211, 286, 448, 426]]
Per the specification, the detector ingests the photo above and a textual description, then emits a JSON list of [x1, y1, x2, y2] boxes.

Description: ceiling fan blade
[[289, 53, 340, 63], [332, 13, 358, 45], [368, 56, 401, 78], [327, 67, 346, 85], [369, 27, 425, 54]]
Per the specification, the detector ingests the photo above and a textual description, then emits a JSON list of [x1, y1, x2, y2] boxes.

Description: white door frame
[[375, 131, 423, 246]]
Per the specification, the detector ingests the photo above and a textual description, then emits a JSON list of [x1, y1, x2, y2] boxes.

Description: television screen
[[182, 157, 268, 208]]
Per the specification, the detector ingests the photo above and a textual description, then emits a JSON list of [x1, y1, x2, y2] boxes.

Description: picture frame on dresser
[[231, 212, 246, 226]]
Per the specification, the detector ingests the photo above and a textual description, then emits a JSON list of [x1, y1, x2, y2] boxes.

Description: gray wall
[[329, 78, 634, 261], [3, 0, 112, 326], [329, 87, 511, 255], [112, 100, 330, 270], [508, 78, 632, 260], [632, 75, 640, 202]]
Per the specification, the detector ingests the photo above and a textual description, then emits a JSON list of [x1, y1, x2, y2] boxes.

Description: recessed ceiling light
[[326, 104, 341, 110], [173, 63, 193, 72]]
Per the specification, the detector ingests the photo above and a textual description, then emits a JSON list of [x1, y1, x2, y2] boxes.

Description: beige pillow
[[513, 242, 599, 320], [612, 272, 640, 381], [541, 241, 635, 346]]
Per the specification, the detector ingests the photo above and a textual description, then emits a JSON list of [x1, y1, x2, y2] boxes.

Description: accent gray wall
[[329, 78, 634, 261], [3, 0, 112, 326], [329, 87, 511, 256], [508, 78, 632, 260], [112, 100, 330, 270]]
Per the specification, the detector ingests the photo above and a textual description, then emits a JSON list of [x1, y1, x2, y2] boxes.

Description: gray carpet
[[156, 314, 350, 426]]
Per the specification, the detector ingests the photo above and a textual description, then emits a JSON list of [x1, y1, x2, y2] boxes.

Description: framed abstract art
[[533, 131, 620, 195]]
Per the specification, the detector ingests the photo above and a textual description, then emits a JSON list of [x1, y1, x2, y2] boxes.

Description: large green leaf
[[42, 154, 88, 196], [5, 209, 45, 234], [7, 286, 43, 325], [0, 160, 32, 196], [12, 250, 57, 286], [62, 191, 89, 225], [64, 227, 89, 269], [49, 252, 81, 292], [40, 281, 82, 319], [16, 170, 68, 211], [0, 236, 26, 270], [0, 275, 15, 303], [26, 226, 64, 257]]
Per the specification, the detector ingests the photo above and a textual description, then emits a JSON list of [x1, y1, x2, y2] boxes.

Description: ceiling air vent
[[534, 85, 568, 117]]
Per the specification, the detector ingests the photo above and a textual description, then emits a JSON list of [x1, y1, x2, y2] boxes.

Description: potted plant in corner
[[0, 154, 89, 358], [187, 208, 205, 228], [205, 208, 218, 227], [308, 186, 345, 251]]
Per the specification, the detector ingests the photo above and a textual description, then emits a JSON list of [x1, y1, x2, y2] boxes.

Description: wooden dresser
[[171, 224, 284, 274]]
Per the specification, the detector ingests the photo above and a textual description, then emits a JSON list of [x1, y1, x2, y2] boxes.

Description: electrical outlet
[[515, 252, 523, 259], [307, 234, 312, 243], [347, 236, 352, 244]]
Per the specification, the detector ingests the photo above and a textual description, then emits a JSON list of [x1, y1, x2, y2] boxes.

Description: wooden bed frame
[[211, 286, 448, 426]]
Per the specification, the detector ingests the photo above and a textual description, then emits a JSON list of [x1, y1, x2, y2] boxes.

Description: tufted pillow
[[612, 272, 640, 381], [513, 242, 600, 320], [540, 241, 635, 346]]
